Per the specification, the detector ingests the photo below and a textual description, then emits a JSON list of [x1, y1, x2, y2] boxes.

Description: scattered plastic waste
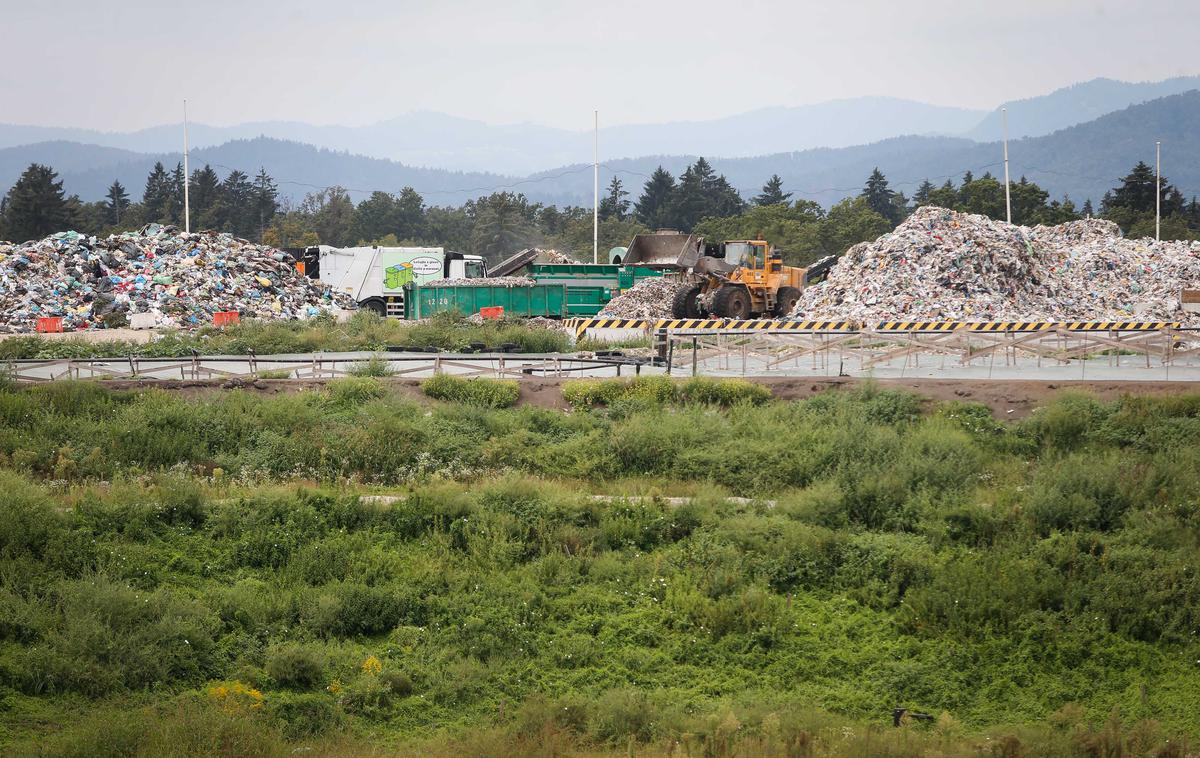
[[0, 225, 355, 332], [792, 206, 1200, 323]]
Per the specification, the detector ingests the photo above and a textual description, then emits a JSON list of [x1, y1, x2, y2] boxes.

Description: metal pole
[[183, 99, 190, 233], [1155, 141, 1161, 242], [593, 110, 599, 264], [1002, 107, 1012, 224]]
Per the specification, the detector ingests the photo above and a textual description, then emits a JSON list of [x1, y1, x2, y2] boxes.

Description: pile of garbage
[[0, 225, 354, 332], [422, 276, 535, 287], [792, 207, 1200, 323], [599, 278, 686, 319], [539, 249, 582, 265]]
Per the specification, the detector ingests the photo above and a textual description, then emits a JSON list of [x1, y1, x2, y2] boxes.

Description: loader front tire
[[712, 286, 752, 320], [774, 286, 803, 317], [671, 285, 703, 318]]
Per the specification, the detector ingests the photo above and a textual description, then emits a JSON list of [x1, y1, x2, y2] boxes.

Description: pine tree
[[703, 174, 746, 219], [912, 179, 935, 207], [168, 162, 186, 224], [1107, 161, 1160, 214], [753, 174, 792, 206], [633, 167, 675, 229], [0, 164, 74, 241], [219, 170, 253, 236], [142, 162, 171, 222], [188, 165, 221, 225], [105, 180, 130, 226], [665, 162, 708, 231], [252, 169, 280, 241], [1082, 198, 1095, 218], [860, 168, 899, 225], [598, 176, 630, 221]]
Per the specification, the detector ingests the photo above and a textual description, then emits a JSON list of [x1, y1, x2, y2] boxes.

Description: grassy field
[[0, 312, 571, 360], [1, 376, 1198, 756]]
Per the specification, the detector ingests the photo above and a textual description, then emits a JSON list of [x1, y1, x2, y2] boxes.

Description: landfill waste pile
[[539, 249, 582, 265], [0, 226, 354, 332], [422, 276, 535, 287], [791, 206, 1200, 323], [524, 316, 566, 330], [599, 278, 686, 319], [462, 313, 562, 329]]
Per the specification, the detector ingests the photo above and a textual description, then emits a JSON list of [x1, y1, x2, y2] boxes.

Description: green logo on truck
[[384, 263, 413, 289]]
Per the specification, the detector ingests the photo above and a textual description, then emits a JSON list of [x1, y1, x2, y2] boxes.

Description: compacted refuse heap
[[598, 278, 687, 319], [422, 276, 535, 287], [792, 206, 1200, 323], [0, 225, 355, 332]]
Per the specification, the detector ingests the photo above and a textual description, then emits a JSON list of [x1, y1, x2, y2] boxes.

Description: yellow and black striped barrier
[[1054, 321, 1177, 331], [874, 321, 966, 332], [564, 318, 859, 337], [564, 318, 1181, 338]]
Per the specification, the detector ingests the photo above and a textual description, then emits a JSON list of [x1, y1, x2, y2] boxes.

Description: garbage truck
[[308, 246, 488, 318]]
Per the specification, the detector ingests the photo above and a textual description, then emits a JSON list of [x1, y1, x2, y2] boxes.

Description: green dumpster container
[[412, 284, 568, 319]]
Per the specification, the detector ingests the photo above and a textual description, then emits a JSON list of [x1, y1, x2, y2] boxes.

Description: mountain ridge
[[4, 91, 1199, 211]]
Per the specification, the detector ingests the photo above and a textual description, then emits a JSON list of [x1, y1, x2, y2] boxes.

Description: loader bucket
[[617, 232, 704, 270]]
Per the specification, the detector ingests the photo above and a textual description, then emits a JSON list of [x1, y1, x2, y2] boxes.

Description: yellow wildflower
[[362, 655, 383, 675]]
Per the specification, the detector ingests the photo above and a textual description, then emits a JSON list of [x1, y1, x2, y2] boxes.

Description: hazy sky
[[2, 0, 1197, 132]]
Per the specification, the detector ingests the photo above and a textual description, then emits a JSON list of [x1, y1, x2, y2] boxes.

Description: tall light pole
[[1155, 141, 1161, 242], [1002, 106, 1012, 224], [183, 100, 190, 233], [592, 110, 599, 264]]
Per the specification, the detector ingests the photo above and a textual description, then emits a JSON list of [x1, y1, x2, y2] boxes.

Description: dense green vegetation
[[5, 156, 1196, 271], [1, 377, 1198, 755], [0, 312, 570, 360]]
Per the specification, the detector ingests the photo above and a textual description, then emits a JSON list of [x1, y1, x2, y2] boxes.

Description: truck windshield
[[724, 243, 755, 268], [464, 260, 486, 278]]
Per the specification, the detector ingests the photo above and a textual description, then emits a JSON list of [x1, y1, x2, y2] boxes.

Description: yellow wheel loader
[[671, 240, 806, 319], [619, 231, 835, 320]]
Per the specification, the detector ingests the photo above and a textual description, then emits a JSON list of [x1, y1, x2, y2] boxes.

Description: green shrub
[[1022, 392, 1111, 451], [563, 376, 770, 409], [325, 377, 387, 408], [562, 378, 627, 408], [346, 356, 395, 377], [0, 471, 59, 558], [677, 376, 771, 405], [265, 692, 341, 739], [305, 582, 425, 637], [265, 643, 327, 689], [339, 674, 392, 716], [587, 688, 658, 744], [421, 375, 519, 408], [20, 579, 219, 696], [380, 669, 414, 697], [19, 695, 289, 758]]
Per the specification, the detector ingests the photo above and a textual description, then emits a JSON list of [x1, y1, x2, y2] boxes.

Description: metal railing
[[657, 325, 1200, 378], [2, 351, 654, 383]]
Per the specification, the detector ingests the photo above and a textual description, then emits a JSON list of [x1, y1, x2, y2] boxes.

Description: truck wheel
[[671, 285, 703, 318], [712, 286, 752, 320], [774, 286, 803, 317], [360, 298, 386, 317]]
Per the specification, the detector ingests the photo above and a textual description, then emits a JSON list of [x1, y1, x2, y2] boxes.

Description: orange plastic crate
[[213, 311, 240, 327], [479, 306, 504, 320], [36, 317, 64, 333]]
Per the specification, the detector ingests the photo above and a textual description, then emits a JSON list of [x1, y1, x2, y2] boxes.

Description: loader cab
[[722, 241, 769, 270]]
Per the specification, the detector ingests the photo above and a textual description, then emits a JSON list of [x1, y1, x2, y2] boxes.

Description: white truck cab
[[313, 246, 488, 318]]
